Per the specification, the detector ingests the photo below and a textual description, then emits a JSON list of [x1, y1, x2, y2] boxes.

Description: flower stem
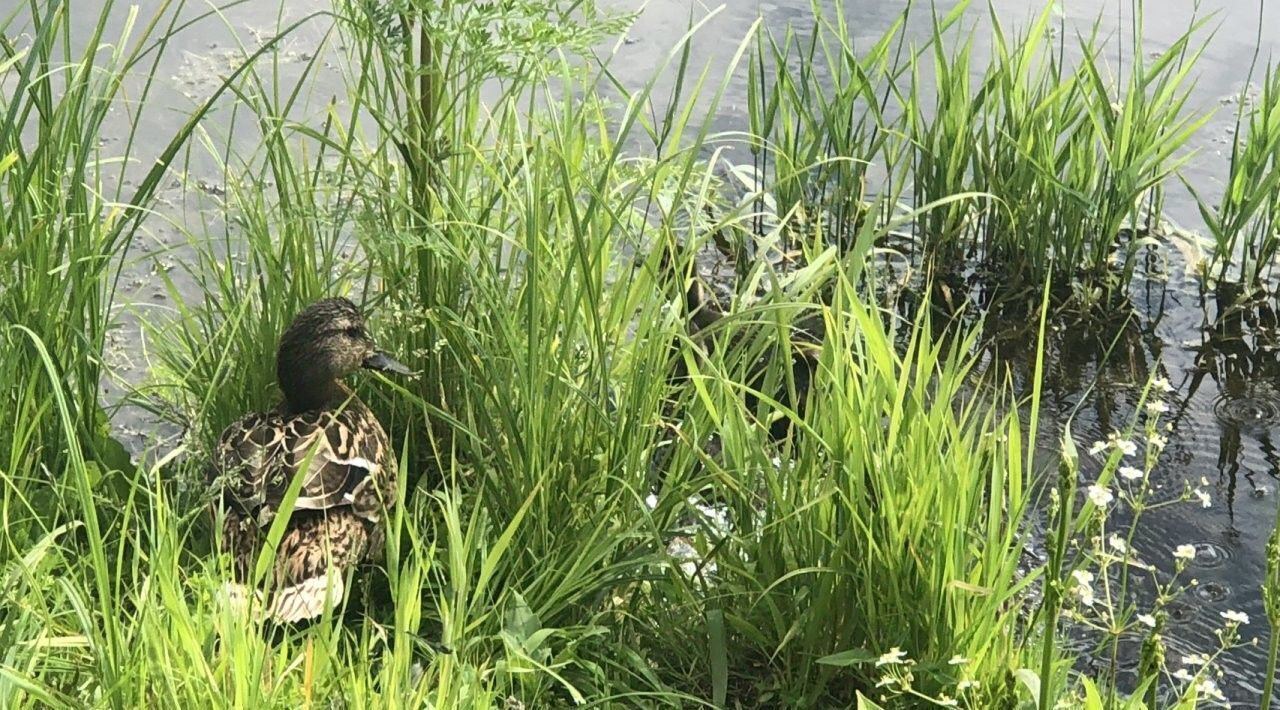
[[1262, 487, 1280, 709]]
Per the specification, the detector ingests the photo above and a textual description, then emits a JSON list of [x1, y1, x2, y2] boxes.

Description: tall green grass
[[1, 0, 1271, 707], [619, 267, 1042, 705], [751, 0, 1214, 307], [1191, 64, 1280, 293], [1, 0, 163, 506], [1, 0, 208, 704]]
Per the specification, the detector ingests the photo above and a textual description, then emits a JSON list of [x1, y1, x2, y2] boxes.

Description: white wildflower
[[1220, 610, 1250, 625], [1152, 377, 1174, 393], [948, 655, 969, 666], [1087, 484, 1114, 507], [1174, 544, 1196, 561], [1071, 570, 1096, 607], [1196, 678, 1226, 701], [876, 647, 907, 667], [1146, 400, 1169, 415], [1194, 489, 1211, 508], [1119, 466, 1144, 480], [1172, 668, 1195, 682], [1200, 476, 1210, 486], [1113, 437, 1138, 457], [1089, 440, 1108, 455], [876, 675, 896, 688], [1137, 613, 1156, 628], [1149, 433, 1168, 451], [1181, 653, 1210, 666], [937, 695, 959, 707], [957, 679, 979, 691], [1109, 535, 1128, 553]]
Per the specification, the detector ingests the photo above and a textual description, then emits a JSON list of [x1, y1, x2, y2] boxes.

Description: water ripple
[[1192, 580, 1231, 603], [1212, 382, 1280, 432], [1189, 541, 1233, 569]]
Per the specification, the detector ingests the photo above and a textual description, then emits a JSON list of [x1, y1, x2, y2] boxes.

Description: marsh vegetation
[[3, 0, 1280, 706]]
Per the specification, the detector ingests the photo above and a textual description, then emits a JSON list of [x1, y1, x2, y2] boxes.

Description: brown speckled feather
[[210, 396, 397, 621], [212, 399, 394, 525]]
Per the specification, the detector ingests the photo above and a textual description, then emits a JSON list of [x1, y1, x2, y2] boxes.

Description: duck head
[[276, 297, 413, 411]]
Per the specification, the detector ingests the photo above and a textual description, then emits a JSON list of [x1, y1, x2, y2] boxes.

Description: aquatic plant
[[1191, 60, 1280, 295], [750, 0, 1212, 309], [1034, 376, 1252, 708]]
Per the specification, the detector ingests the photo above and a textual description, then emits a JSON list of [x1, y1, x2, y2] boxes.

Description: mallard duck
[[209, 297, 413, 623], [660, 249, 822, 442]]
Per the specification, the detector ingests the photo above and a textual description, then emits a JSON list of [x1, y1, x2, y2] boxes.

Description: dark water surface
[[41, 0, 1280, 703]]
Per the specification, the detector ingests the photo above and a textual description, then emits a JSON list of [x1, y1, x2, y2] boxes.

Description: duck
[[208, 297, 413, 623], [660, 248, 823, 442]]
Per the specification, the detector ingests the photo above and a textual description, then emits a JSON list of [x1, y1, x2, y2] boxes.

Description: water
[[1010, 240, 1280, 702], [35, 0, 1280, 702]]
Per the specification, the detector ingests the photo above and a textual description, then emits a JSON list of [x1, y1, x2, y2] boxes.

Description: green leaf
[[1014, 668, 1042, 700], [1081, 677, 1104, 710], [817, 648, 877, 667], [856, 692, 888, 709], [708, 607, 727, 707], [503, 591, 541, 641], [1059, 420, 1078, 472]]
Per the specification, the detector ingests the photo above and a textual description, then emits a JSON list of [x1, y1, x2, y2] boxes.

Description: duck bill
[[362, 350, 415, 376]]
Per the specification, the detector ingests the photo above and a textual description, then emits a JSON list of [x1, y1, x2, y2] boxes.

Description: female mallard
[[209, 297, 413, 623]]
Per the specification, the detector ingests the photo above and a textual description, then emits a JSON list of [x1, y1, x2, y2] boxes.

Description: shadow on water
[[1189, 286, 1280, 500]]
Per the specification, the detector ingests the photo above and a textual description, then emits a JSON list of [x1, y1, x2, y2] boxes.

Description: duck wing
[[211, 411, 288, 513], [212, 405, 389, 526], [277, 407, 387, 515]]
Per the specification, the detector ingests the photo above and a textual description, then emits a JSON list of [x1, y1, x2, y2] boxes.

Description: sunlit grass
[[3, 0, 1279, 706], [752, 0, 1213, 307]]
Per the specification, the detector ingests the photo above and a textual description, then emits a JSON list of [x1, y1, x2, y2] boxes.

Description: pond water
[[42, 0, 1280, 703]]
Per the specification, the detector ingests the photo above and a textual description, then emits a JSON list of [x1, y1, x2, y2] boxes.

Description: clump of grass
[[745, 1, 908, 251], [627, 260, 1040, 705], [0, 0, 240, 702], [1, 0, 157, 486], [751, 0, 1213, 309], [1190, 63, 1280, 294]]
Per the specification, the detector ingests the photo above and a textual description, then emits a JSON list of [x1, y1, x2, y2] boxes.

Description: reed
[[750, 0, 1213, 306], [1191, 64, 1280, 293]]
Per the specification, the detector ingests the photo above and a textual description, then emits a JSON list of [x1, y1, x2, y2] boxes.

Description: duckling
[[209, 297, 413, 623]]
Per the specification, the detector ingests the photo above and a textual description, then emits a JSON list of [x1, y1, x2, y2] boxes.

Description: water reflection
[[1188, 289, 1280, 524], [972, 255, 1280, 701]]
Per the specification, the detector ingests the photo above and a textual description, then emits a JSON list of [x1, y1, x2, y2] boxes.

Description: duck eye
[[345, 326, 365, 339]]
